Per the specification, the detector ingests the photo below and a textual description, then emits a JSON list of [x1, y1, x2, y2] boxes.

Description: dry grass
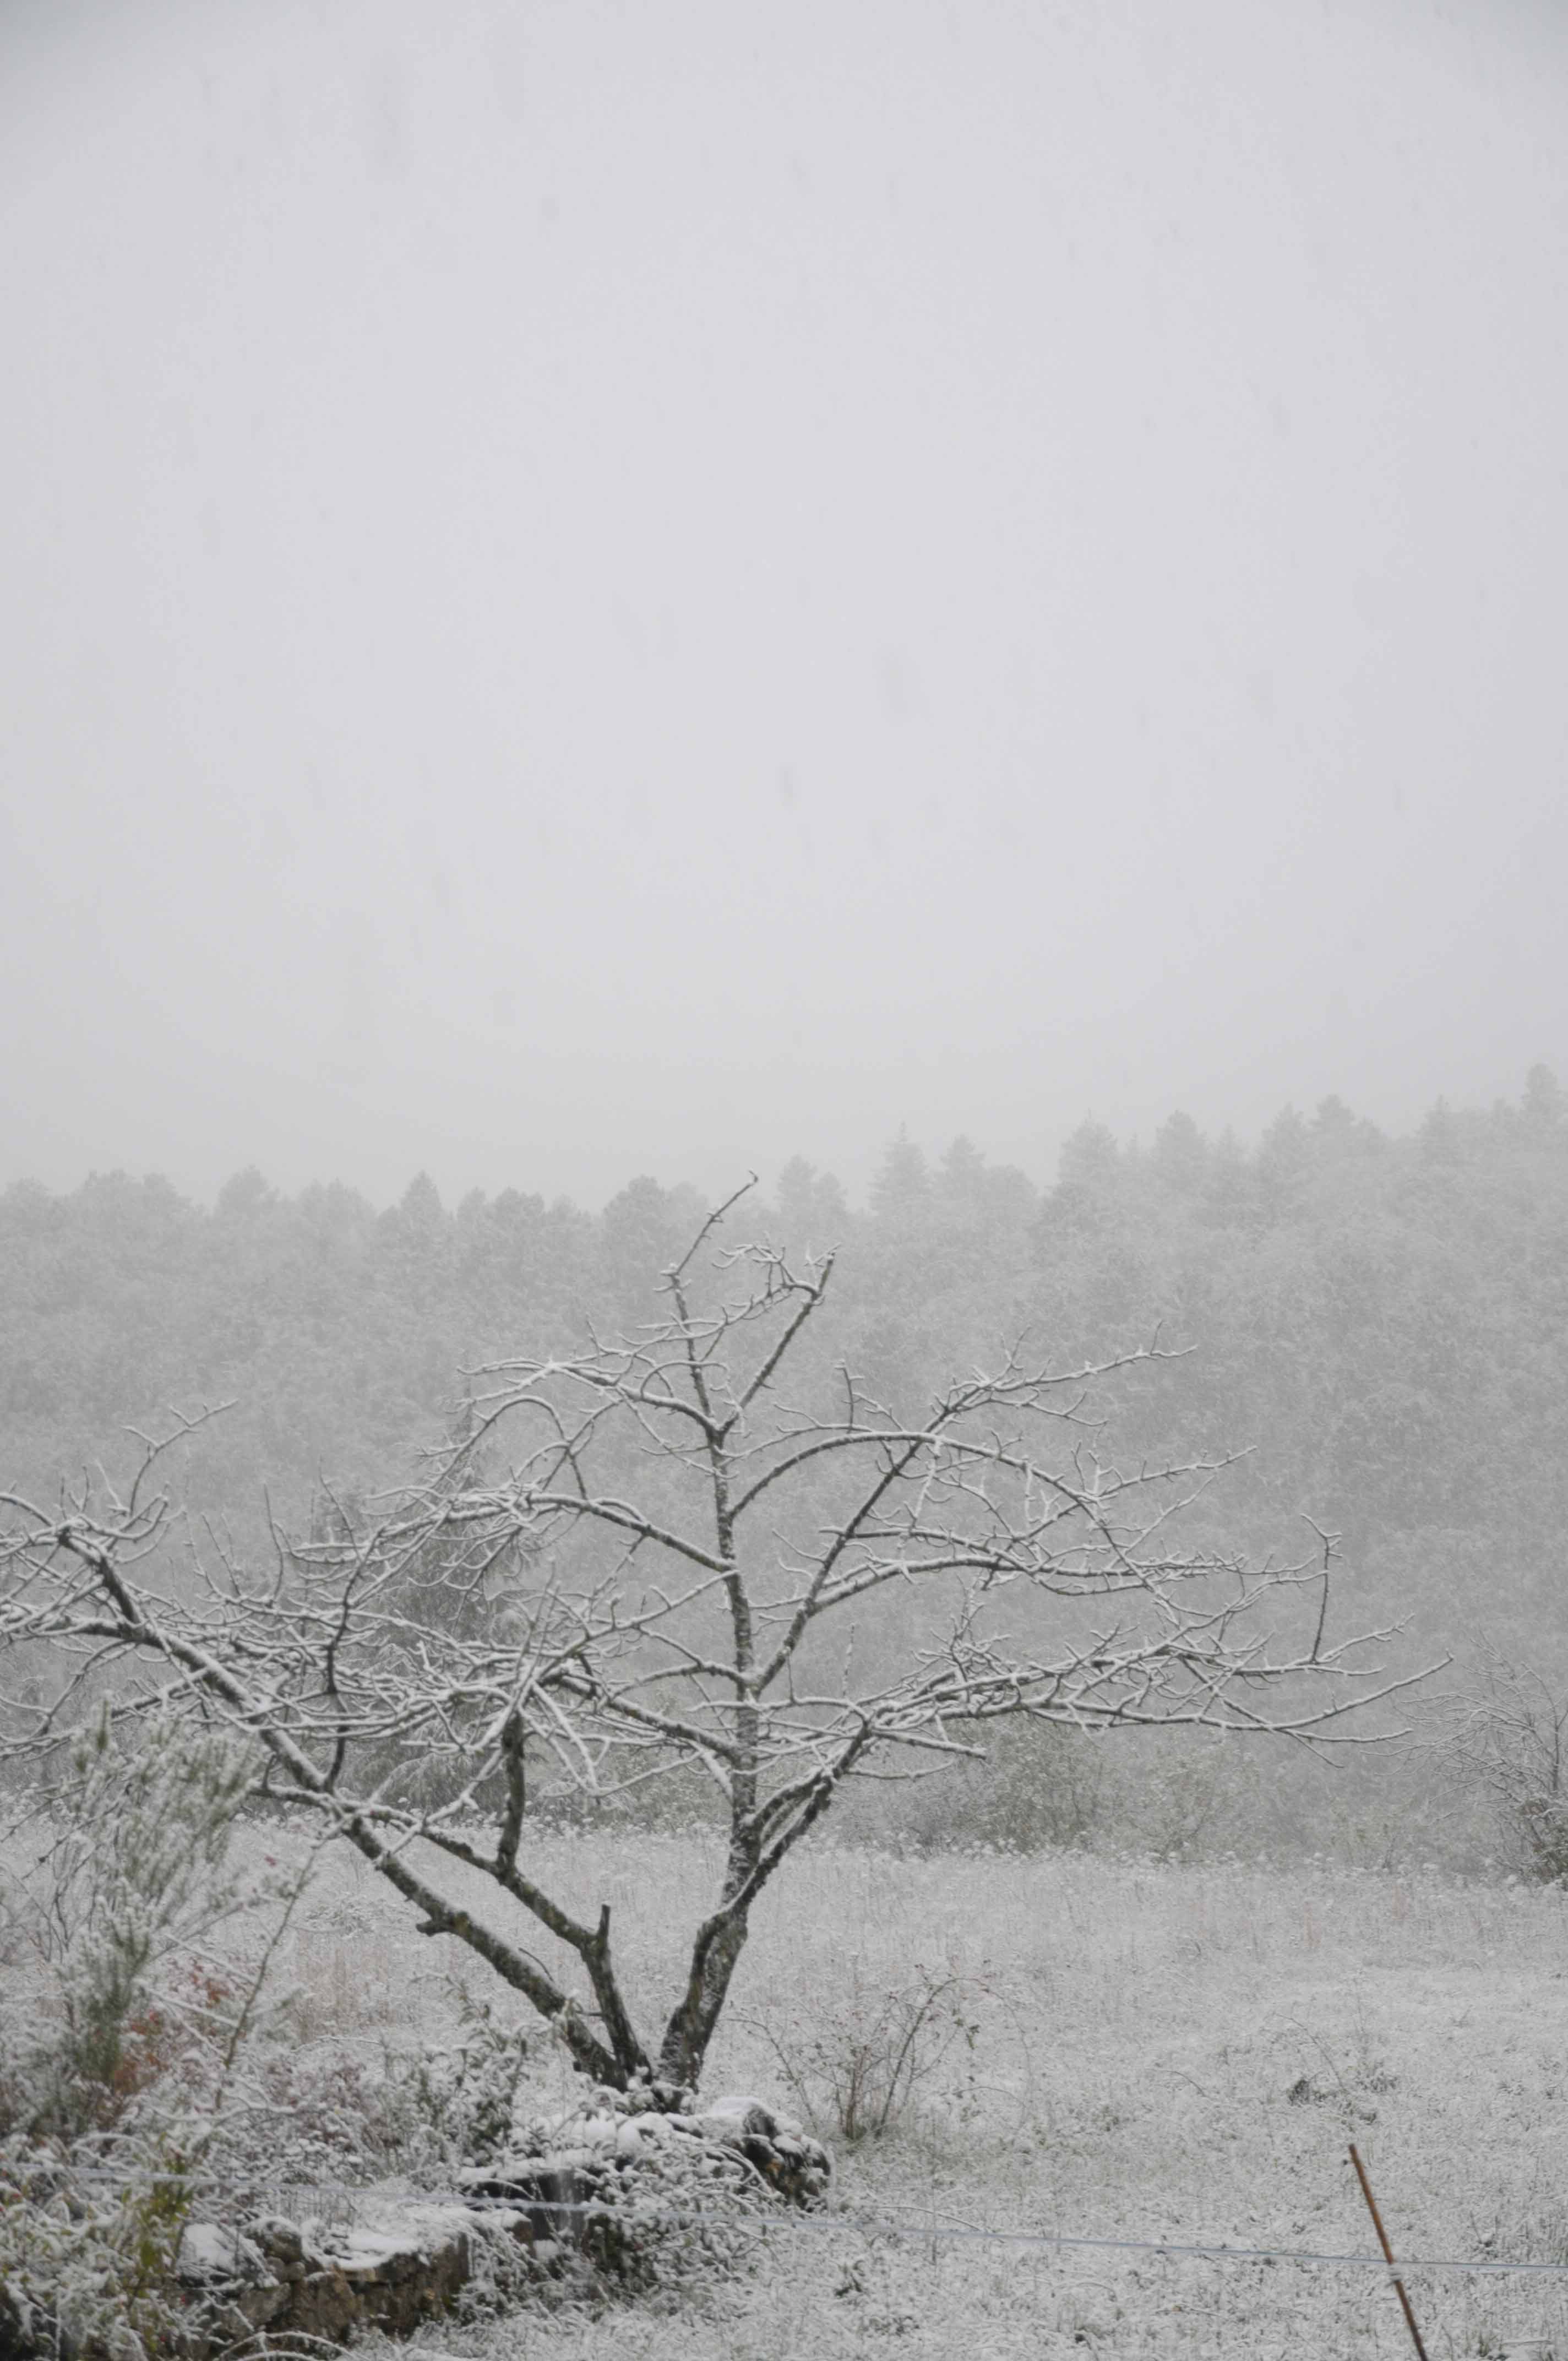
[[185, 1832, 1568, 2353]]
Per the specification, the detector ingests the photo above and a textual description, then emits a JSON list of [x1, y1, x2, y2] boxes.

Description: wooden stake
[[1348, 2144, 1430, 2361]]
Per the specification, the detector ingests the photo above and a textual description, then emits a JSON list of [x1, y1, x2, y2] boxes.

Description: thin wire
[[60, 2170, 1568, 2280]]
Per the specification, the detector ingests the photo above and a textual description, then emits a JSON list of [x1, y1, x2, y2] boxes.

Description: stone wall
[[172, 2096, 830, 2352], [176, 2197, 550, 2354]]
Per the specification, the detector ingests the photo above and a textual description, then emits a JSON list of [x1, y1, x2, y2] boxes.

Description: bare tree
[[1, 1186, 1431, 2096]]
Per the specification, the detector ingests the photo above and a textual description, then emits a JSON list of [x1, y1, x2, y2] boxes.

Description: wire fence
[[56, 2168, 1568, 2281]]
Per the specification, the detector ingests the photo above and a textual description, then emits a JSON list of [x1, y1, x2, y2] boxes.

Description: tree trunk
[[658, 1902, 750, 2090]]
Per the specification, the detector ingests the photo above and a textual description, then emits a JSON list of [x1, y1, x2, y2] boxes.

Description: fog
[[2, 0, 1565, 1208]]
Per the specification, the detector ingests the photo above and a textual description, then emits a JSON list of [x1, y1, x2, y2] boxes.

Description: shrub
[[753, 1962, 988, 2146], [1436, 1641, 1568, 1883], [0, 1709, 301, 2359], [379, 1982, 535, 2176]]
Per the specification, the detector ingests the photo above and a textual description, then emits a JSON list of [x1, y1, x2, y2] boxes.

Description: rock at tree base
[[463, 2088, 832, 2226], [165, 2092, 830, 2351]]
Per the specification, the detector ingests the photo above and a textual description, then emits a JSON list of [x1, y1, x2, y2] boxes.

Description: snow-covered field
[[240, 1827, 1568, 2359]]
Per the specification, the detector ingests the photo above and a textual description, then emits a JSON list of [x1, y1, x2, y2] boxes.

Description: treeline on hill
[[4, 1065, 1567, 1870]]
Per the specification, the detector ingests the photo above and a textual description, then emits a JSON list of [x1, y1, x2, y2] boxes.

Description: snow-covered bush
[[0, 2127, 204, 2361], [1440, 1642, 1568, 1884], [0, 1708, 267, 2144], [0, 1709, 301, 2360], [379, 1983, 535, 2175], [752, 1961, 988, 2145]]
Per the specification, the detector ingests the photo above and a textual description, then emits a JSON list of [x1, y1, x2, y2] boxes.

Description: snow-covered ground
[[216, 1825, 1568, 2358]]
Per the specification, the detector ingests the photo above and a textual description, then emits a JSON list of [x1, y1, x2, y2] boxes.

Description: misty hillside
[[4, 1069, 1565, 1701]]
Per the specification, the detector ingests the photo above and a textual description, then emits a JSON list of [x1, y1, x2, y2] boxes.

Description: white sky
[[2, 0, 1565, 1206]]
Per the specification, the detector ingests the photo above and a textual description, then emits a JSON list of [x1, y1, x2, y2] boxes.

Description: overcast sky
[[2, 0, 1565, 1209]]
